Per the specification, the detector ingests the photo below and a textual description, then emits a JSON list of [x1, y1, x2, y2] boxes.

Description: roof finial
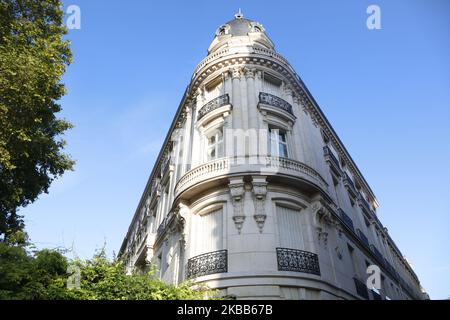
[[235, 8, 244, 19]]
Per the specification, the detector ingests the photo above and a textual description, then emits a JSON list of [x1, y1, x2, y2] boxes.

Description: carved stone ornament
[[283, 85, 293, 98], [244, 67, 255, 79], [229, 179, 245, 234], [176, 203, 189, 250], [335, 246, 343, 260], [252, 177, 268, 233], [311, 201, 334, 226], [316, 227, 328, 249], [231, 67, 242, 79]]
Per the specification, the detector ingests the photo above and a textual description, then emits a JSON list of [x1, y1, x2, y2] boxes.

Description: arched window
[[216, 25, 230, 36]]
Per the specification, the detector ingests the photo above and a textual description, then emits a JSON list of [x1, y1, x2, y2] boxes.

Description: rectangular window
[[192, 208, 223, 256], [269, 128, 288, 158], [263, 72, 282, 95], [207, 128, 224, 161], [276, 205, 304, 250]]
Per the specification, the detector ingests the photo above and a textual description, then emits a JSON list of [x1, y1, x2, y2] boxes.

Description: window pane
[[279, 143, 288, 158]]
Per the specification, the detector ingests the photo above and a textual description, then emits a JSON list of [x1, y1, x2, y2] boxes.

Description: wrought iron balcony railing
[[276, 248, 321, 276], [323, 146, 341, 175], [370, 244, 384, 265], [156, 218, 166, 238], [259, 92, 294, 115], [197, 94, 230, 120], [343, 172, 357, 198], [338, 208, 354, 232], [161, 157, 173, 179], [357, 194, 374, 219], [353, 277, 369, 299], [186, 250, 228, 279], [371, 289, 382, 300], [356, 228, 370, 248], [384, 258, 399, 281]]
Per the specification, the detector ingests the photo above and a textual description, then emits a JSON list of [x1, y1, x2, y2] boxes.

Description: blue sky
[[20, 0, 449, 299]]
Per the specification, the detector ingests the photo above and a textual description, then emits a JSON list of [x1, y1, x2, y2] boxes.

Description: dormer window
[[250, 22, 265, 33], [216, 25, 230, 36]]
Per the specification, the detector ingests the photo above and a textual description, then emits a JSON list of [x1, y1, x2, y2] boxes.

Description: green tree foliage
[[0, 236, 68, 299], [0, 242, 215, 300], [0, 0, 74, 242], [48, 250, 214, 300]]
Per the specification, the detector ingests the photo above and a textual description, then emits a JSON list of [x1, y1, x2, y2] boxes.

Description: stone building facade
[[119, 12, 428, 300]]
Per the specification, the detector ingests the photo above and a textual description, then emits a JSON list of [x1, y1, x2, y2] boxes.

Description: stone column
[[191, 88, 204, 167], [256, 70, 265, 130], [240, 70, 249, 131], [182, 106, 192, 174], [298, 96, 315, 168], [246, 68, 257, 130], [231, 67, 242, 130], [245, 68, 258, 163], [292, 95, 307, 163], [283, 85, 298, 160]]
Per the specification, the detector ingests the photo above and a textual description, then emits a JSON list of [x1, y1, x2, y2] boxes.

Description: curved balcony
[[276, 248, 321, 276], [186, 250, 228, 279], [174, 156, 328, 199]]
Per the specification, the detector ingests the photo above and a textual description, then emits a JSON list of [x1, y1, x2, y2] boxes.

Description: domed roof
[[223, 17, 255, 36], [208, 10, 274, 53]]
